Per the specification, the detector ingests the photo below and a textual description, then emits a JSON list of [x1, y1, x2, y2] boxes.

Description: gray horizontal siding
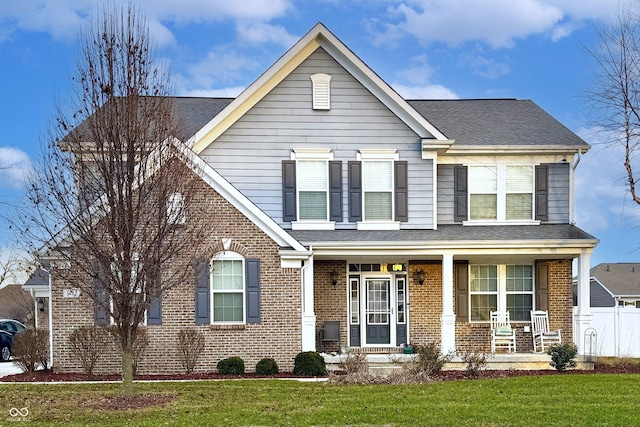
[[437, 164, 455, 224], [546, 162, 570, 224], [201, 47, 433, 229]]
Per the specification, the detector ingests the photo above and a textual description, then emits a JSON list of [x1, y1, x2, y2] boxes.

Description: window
[[349, 277, 360, 324], [109, 254, 146, 326], [211, 252, 245, 323], [469, 264, 534, 322], [167, 192, 186, 224], [468, 165, 534, 221], [298, 160, 328, 220], [363, 160, 393, 221]]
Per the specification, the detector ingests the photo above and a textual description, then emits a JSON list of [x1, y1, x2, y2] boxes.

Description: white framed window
[[349, 276, 360, 324], [363, 160, 393, 221], [167, 192, 186, 225], [110, 253, 146, 326], [469, 264, 534, 322], [211, 252, 245, 323], [468, 165, 534, 222], [298, 159, 329, 220]]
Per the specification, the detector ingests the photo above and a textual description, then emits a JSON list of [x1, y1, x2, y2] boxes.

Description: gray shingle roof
[[173, 97, 233, 138], [407, 99, 588, 148], [591, 263, 640, 296], [289, 224, 597, 246]]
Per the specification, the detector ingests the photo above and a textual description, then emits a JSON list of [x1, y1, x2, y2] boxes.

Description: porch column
[[301, 255, 317, 351], [441, 252, 456, 354], [574, 249, 593, 355]]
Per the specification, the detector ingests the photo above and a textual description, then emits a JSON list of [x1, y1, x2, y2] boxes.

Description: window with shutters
[[468, 165, 534, 222], [469, 264, 534, 322], [310, 73, 331, 110], [211, 252, 245, 323], [109, 253, 148, 326], [298, 160, 329, 220], [363, 160, 393, 221]]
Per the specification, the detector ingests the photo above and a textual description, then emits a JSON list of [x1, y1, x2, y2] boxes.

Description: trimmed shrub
[[12, 329, 49, 373], [177, 328, 205, 374], [293, 351, 326, 376], [255, 357, 279, 375], [217, 356, 245, 375], [68, 326, 111, 376], [548, 342, 578, 371]]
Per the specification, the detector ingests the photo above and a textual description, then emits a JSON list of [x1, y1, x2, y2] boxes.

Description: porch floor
[[322, 350, 593, 375]]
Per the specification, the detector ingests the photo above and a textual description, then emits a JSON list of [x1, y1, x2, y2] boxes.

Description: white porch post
[[574, 249, 593, 355], [441, 252, 456, 354], [301, 254, 317, 351]]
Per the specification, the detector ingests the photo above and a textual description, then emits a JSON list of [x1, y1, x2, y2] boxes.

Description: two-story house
[[46, 23, 597, 374]]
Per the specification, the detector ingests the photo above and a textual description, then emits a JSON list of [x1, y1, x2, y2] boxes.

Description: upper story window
[[350, 150, 407, 230], [363, 160, 393, 221], [469, 264, 534, 322], [167, 192, 186, 225], [282, 149, 341, 230], [298, 160, 328, 220], [466, 165, 534, 222], [310, 73, 331, 110]]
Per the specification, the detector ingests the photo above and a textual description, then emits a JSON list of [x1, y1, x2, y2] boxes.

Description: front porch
[[322, 350, 594, 375]]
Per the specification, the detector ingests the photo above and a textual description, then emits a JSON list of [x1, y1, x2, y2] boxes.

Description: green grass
[[1, 374, 640, 426]]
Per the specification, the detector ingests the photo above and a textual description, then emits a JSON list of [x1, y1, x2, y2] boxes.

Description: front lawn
[[1, 374, 639, 426]]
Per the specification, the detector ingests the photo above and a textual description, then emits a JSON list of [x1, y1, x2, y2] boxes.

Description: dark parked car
[[0, 319, 26, 362]]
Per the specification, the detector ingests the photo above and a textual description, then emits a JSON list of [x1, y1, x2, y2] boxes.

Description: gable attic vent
[[310, 73, 331, 110]]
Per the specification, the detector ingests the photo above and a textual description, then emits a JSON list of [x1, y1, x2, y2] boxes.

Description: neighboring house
[[45, 23, 597, 374], [0, 283, 34, 325], [573, 263, 640, 357]]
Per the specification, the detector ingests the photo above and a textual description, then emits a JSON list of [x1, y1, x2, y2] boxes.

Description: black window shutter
[[454, 165, 468, 222], [394, 161, 408, 222], [535, 165, 549, 221], [246, 258, 261, 324], [535, 261, 549, 312], [348, 161, 362, 222], [93, 260, 109, 325], [146, 267, 162, 325], [282, 160, 297, 222], [329, 161, 343, 222], [194, 259, 210, 324], [455, 261, 469, 322]]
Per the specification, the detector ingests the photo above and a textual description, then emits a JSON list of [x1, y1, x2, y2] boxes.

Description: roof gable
[[192, 23, 451, 154]]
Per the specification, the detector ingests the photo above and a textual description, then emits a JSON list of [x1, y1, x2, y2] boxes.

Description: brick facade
[[313, 259, 574, 355], [50, 172, 303, 374]]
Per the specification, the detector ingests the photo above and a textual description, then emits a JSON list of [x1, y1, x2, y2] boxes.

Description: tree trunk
[[121, 348, 134, 396]]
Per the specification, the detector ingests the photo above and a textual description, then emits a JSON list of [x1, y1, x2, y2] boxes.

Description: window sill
[[356, 221, 400, 231], [462, 220, 540, 226], [291, 221, 336, 231], [209, 324, 246, 330]]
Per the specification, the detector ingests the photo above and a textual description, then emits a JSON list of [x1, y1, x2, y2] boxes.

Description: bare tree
[[13, 5, 206, 394], [586, 8, 640, 206]]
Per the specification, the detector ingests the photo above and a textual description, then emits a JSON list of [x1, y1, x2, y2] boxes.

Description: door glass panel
[[396, 277, 406, 324], [367, 279, 389, 325]]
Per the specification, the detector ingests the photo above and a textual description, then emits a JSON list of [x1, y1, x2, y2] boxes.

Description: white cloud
[[458, 46, 511, 79], [0, 147, 30, 189], [573, 126, 639, 233], [236, 21, 299, 47], [373, 0, 638, 49], [392, 83, 458, 99]]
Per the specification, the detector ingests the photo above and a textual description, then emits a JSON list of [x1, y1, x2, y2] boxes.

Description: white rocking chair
[[490, 311, 516, 353], [530, 310, 562, 353]]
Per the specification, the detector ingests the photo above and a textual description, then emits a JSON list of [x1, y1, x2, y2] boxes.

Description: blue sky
[[0, 0, 638, 271]]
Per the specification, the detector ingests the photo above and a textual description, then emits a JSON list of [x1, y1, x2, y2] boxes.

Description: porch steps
[[323, 352, 594, 376]]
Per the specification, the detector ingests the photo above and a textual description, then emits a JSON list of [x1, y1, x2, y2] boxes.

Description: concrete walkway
[[0, 361, 22, 378]]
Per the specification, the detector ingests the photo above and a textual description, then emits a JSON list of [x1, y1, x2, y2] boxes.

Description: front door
[[365, 278, 392, 345]]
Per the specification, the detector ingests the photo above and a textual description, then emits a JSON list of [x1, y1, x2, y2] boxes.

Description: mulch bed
[[2, 362, 639, 383]]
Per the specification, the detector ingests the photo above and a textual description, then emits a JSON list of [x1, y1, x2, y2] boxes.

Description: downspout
[[48, 271, 53, 369]]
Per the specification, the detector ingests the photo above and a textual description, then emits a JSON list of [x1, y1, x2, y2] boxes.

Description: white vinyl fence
[[574, 306, 640, 358]]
